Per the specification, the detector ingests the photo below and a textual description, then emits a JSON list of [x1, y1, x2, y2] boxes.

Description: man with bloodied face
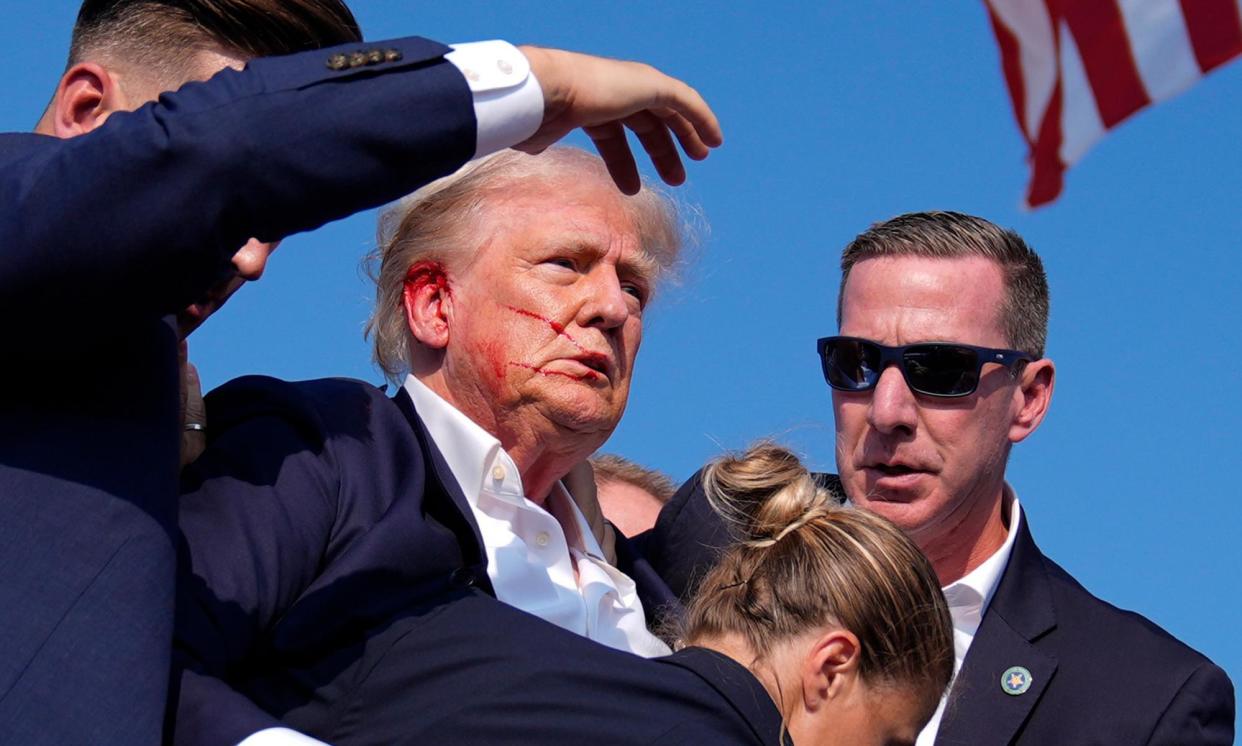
[[171, 147, 682, 744]]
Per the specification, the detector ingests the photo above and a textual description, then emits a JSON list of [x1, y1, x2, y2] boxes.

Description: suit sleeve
[[0, 35, 475, 342], [172, 380, 342, 745], [1147, 661, 1235, 745]]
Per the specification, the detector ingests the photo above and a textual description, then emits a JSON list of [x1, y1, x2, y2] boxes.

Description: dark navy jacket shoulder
[[1, 36, 475, 745]]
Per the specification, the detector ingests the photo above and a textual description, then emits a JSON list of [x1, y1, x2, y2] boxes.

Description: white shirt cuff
[[446, 40, 544, 158], [236, 727, 332, 746]]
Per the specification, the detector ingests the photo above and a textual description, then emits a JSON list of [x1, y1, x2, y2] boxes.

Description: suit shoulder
[[204, 375, 393, 436], [1039, 552, 1227, 679]]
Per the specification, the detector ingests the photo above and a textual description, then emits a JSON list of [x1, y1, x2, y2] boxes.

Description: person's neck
[[917, 484, 1012, 586], [419, 372, 600, 505]]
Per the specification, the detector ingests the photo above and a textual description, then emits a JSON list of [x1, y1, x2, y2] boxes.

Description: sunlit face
[[833, 255, 1023, 545], [436, 176, 654, 447]]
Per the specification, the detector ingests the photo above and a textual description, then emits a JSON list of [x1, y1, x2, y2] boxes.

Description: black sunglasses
[[816, 336, 1031, 398]]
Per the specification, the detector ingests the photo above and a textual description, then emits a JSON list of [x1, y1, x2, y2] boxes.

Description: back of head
[[684, 442, 954, 694], [838, 211, 1049, 358], [70, 0, 361, 82], [590, 453, 677, 504]]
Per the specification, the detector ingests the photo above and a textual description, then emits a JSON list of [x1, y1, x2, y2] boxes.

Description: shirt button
[[535, 531, 550, 548], [491, 465, 506, 481], [497, 59, 514, 75]]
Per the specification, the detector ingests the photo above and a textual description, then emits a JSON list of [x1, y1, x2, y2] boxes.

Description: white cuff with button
[[446, 40, 544, 158]]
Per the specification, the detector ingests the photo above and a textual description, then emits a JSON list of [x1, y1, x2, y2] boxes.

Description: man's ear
[[39, 62, 131, 138], [402, 264, 453, 350], [1009, 358, 1055, 444], [802, 628, 862, 712]]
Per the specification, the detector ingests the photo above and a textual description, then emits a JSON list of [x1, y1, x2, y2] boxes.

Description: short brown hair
[[590, 454, 677, 504], [69, 0, 361, 80], [684, 442, 953, 694], [839, 211, 1049, 358]]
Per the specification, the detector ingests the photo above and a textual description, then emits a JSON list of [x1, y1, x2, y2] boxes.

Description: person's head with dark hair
[[36, 0, 362, 334], [590, 453, 676, 537], [65, 0, 360, 96], [683, 442, 954, 745]]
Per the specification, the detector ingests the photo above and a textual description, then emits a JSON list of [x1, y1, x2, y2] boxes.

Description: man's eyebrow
[[547, 238, 660, 281], [618, 251, 659, 283]]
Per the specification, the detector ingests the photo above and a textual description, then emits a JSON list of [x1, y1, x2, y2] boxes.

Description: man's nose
[[866, 364, 918, 434], [230, 238, 279, 281], [578, 267, 632, 330]]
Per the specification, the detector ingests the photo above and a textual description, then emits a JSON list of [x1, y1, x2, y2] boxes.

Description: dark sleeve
[[172, 380, 342, 745], [1147, 661, 1235, 745], [643, 469, 738, 601], [0, 35, 474, 341]]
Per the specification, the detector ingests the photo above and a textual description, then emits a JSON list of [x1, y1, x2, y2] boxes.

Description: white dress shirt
[[402, 374, 670, 658], [916, 489, 1023, 746]]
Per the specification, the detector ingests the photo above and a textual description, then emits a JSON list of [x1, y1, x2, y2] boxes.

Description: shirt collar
[[402, 374, 513, 504], [942, 485, 1022, 632], [401, 375, 600, 557]]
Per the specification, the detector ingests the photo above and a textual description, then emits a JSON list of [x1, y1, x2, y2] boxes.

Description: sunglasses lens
[[904, 345, 979, 396], [822, 338, 880, 391]]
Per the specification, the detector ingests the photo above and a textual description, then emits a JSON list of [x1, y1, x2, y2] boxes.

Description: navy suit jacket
[[648, 471, 1236, 745], [0, 36, 476, 744], [287, 590, 783, 745], [173, 376, 681, 745]]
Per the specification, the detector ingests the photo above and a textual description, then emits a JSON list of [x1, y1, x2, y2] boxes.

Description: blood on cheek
[[503, 305, 601, 382]]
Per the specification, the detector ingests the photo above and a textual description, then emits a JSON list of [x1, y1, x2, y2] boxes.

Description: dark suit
[[0, 36, 477, 744], [173, 376, 681, 745], [285, 590, 783, 745], [648, 471, 1236, 745]]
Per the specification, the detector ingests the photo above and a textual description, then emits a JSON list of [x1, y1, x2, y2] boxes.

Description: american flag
[[985, 0, 1242, 207]]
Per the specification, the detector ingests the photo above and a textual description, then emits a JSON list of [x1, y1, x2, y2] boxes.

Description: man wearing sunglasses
[[648, 211, 1233, 745]]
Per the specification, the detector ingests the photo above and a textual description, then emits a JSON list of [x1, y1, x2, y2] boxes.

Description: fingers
[[624, 110, 686, 186], [515, 47, 722, 192], [181, 354, 207, 468], [659, 109, 712, 162], [651, 77, 723, 152], [585, 121, 641, 196]]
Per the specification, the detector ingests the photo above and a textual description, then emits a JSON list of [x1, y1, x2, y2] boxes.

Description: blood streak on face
[[506, 306, 585, 352]]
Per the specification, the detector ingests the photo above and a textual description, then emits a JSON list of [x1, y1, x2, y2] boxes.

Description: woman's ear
[[802, 628, 862, 712]]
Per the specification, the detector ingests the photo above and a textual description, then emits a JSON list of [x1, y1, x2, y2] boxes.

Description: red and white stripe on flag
[[984, 0, 1242, 207]]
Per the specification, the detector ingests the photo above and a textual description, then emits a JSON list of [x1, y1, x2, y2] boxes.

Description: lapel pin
[[1001, 665, 1033, 695]]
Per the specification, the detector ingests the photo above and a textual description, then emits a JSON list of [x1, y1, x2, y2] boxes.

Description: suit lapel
[[936, 512, 1058, 746], [391, 388, 492, 587]]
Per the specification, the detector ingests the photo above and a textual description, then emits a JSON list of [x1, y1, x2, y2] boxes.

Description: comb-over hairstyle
[[69, 0, 361, 79]]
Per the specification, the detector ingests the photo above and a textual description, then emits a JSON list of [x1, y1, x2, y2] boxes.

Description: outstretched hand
[[516, 46, 723, 194]]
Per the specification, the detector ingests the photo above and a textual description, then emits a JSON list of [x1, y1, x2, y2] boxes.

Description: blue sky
[[6, 2, 1240, 699]]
